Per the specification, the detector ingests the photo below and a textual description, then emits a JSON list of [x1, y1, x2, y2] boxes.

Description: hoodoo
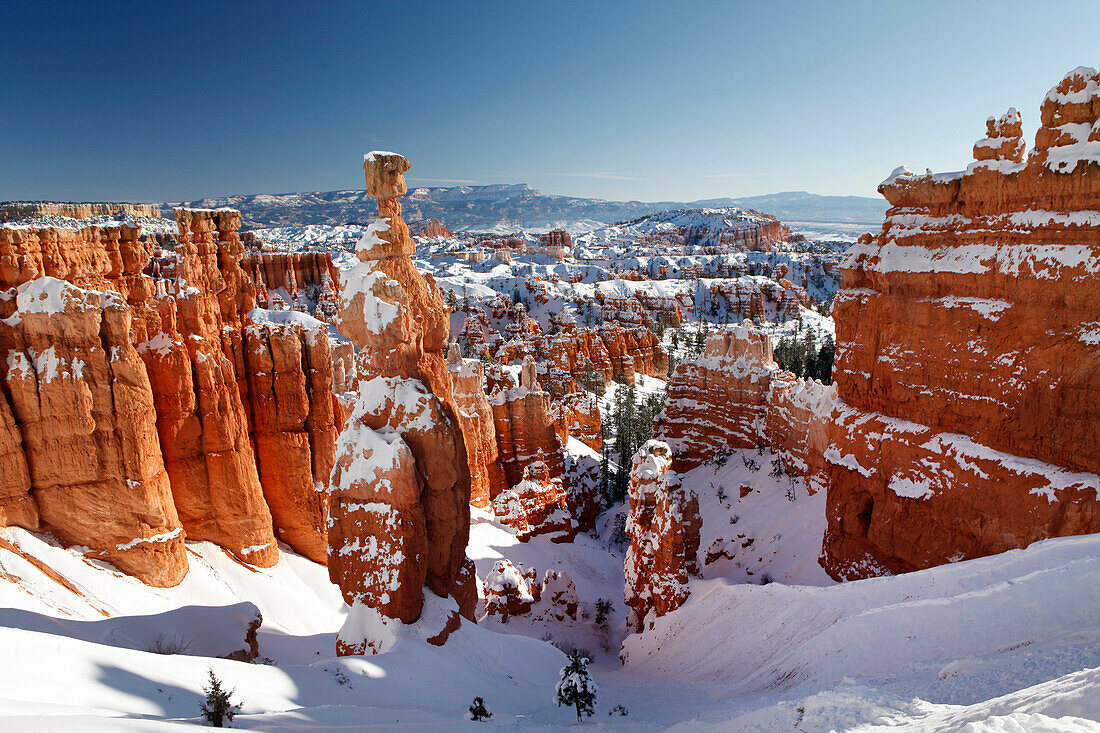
[[328, 152, 474, 654]]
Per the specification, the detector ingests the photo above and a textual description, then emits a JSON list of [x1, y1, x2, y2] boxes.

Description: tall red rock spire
[[329, 153, 474, 654]]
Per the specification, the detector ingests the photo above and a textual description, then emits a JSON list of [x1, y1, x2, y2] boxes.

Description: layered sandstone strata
[[624, 440, 701, 633], [0, 278, 186, 585], [654, 324, 835, 491], [655, 325, 778, 471], [0, 208, 349, 584], [0, 201, 161, 221], [493, 320, 667, 387], [489, 358, 567, 488], [242, 311, 339, 563], [139, 208, 278, 568], [822, 66, 1100, 578], [329, 152, 473, 654], [409, 218, 452, 239], [491, 459, 575, 541], [549, 390, 602, 452]]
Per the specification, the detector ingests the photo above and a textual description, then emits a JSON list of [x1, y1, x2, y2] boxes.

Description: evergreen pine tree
[[555, 650, 597, 722], [468, 696, 492, 721], [200, 669, 240, 728]]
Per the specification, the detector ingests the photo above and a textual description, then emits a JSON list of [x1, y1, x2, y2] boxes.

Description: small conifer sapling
[[555, 650, 597, 722], [200, 669, 241, 728]]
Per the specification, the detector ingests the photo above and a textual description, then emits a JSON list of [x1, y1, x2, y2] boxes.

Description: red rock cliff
[[624, 440, 700, 633], [0, 209, 347, 584], [821, 66, 1100, 579]]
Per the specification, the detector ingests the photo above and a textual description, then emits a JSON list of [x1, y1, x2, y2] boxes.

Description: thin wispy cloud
[[407, 177, 480, 184], [544, 172, 651, 181]]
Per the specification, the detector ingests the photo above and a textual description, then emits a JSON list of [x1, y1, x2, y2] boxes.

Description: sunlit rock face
[[821, 66, 1100, 579], [0, 277, 186, 586], [0, 208, 349, 584], [445, 346, 507, 509], [330, 153, 473, 655], [655, 325, 778, 472]]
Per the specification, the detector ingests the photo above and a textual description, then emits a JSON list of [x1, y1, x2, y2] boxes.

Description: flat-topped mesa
[[823, 66, 1100, 579], [330, 153, 473, 655], [0, 201, 161, 221]]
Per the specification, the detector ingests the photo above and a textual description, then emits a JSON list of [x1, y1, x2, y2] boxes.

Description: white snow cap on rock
[[879, 165, 913, 187]]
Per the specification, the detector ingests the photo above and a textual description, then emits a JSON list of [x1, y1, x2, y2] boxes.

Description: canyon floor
[[2, 447, 1097, 731]]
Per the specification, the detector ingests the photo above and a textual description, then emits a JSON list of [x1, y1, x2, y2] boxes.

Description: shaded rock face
[[624, 440, 700, 633], [0, 210, 348, 585], [655, 325, 835, 489], [140, 208, 278, 568], [445, 347, 507, 509], [243, 317, 338, 563], [822, 66, 1100, 579], [330, 152, 473, 654], [655, 325, 778, 472]]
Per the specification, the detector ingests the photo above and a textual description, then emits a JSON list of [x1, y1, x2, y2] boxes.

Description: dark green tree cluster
[[600, 383, 666, 506], [773, 331, 835, 383]]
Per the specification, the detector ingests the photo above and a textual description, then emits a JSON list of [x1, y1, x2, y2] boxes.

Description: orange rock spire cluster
[[648, 67, 1100, 586], [0, 207, 343, 583]]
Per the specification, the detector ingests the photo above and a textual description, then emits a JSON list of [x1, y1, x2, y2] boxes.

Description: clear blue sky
[[2, 1, 1097, 203]]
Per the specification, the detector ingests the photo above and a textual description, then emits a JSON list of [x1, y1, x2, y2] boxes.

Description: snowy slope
[[2, 495, 1099, 730]]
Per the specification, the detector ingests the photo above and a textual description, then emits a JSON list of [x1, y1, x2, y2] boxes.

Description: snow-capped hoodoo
[[329, 152, 475, 654]]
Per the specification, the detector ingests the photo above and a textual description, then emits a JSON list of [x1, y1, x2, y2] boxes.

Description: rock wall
[[655, 325, 778, 471], [0, 278, 186, 586], [655, 324, 835, 489], [242, 312, 339, 564], [409, 218, 452, 239], [489, 358, 567, 489], [624, 440, 700, 633], [822, 66, 1100, 578], [0, 201, 161, 221], [446, 347, 507, 508], [241, 250, 340, 309], [329, 152, 472, 654], [0, 209, 348, 584]]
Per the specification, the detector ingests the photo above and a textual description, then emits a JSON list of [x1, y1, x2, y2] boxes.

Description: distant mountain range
[[163, 185, 887, 232]]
